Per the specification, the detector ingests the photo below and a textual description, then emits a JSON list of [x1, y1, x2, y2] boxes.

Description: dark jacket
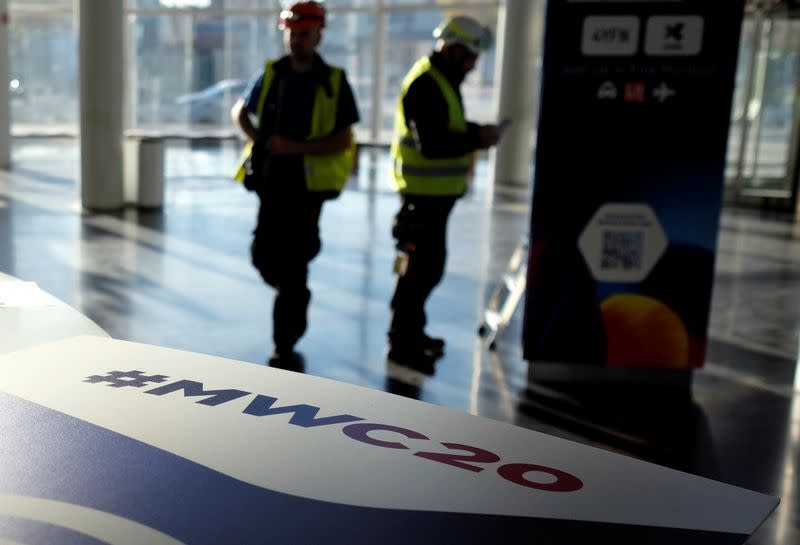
[[401, 52, 484, 160]]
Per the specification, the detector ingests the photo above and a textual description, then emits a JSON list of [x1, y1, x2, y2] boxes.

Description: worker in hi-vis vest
[[388, 16, 499, 371], [231, 1, 359, 370]]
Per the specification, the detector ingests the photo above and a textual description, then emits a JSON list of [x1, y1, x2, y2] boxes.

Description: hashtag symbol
[[84, 370, 170, 388]]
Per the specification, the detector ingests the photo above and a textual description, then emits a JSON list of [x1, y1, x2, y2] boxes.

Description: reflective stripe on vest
[[233, 60, 354, 193], [390, 56, 471, 196]]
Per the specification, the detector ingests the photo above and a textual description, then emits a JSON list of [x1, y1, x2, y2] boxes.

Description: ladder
[[478, 236, 528, 350]]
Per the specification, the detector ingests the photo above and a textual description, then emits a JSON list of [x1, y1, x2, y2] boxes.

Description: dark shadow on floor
[[518, 380, 722, 480]]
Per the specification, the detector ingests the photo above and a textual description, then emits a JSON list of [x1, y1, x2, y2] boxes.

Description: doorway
[[725, 4, 800, 211]]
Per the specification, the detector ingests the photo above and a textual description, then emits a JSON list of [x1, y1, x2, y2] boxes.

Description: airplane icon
[[653, 82, 676, 103]]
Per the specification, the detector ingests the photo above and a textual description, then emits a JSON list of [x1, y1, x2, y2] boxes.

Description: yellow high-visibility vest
[[390, 56, 471, 196], [234, 60, 354, 193]]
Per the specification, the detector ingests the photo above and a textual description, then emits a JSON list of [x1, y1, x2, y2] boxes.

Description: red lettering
[[498, 463, 583, 492], [413, 443, 500, 473], [342, 423, 428, 450]]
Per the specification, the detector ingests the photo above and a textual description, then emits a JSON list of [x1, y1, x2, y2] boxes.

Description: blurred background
[[7, 0, 800, 207], [9, 0, 498, 144]]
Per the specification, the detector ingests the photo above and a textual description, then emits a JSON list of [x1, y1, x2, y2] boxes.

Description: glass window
[[726, 15, 800, 191], [8, 10, 78, 128], [322, 0, 375, 6], [726, 18, 755, 179], [9, 0, 72, 7], [319, 11, 374, 135], [128, 0, 215, 8], [385, 0, 494, 4], [129, 8, 372, 130], [219, 1, 278, 9], [9, 0, 499, 141], [130, 12, 283, 128], [753, 18, 800, 182]]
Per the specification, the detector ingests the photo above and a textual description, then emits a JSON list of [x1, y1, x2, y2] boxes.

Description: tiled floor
[[1, 138, 798, 544]]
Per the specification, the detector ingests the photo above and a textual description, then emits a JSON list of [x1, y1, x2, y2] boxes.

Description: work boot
[[268, 349, 305, 372], [422, 333, 445, 357], [386, 344, 436, 375]]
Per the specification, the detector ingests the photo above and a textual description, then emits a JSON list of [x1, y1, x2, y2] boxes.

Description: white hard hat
[[433, 16, 493, 54]]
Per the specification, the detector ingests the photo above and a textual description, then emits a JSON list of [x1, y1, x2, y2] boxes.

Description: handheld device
[[497, 118, 511, 138]]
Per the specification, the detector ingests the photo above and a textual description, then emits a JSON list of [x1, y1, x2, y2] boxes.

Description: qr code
[[600, 230, 643, 271]]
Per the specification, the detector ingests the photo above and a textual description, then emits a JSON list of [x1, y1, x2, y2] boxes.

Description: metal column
[[79, 0, 125, 210], [491, 0, 543, 188]]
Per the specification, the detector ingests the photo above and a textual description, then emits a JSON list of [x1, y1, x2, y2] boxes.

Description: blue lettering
[[145, 380, 251, 406], [243, 395, 364, 428]]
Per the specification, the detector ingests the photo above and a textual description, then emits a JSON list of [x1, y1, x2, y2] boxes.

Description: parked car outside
[[174, 79, 248, 125]]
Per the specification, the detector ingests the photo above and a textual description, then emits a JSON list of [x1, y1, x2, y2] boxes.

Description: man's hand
[[267, 127, 353, 156], [266, 135, 302, 155], [479, 124, 499, 149]]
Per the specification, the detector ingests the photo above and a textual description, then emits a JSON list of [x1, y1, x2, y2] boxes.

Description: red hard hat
[[279, 1, 326, 30]]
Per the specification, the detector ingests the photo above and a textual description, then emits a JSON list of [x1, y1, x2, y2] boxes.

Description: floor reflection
[[520, 380, 722, 479]]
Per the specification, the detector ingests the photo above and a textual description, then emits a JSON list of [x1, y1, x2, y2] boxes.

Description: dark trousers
[[251, 197, 323, 353], [389, 195, 456, 346]]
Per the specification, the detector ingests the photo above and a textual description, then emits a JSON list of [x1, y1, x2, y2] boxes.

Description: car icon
[[597, 81, 618, 100]]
